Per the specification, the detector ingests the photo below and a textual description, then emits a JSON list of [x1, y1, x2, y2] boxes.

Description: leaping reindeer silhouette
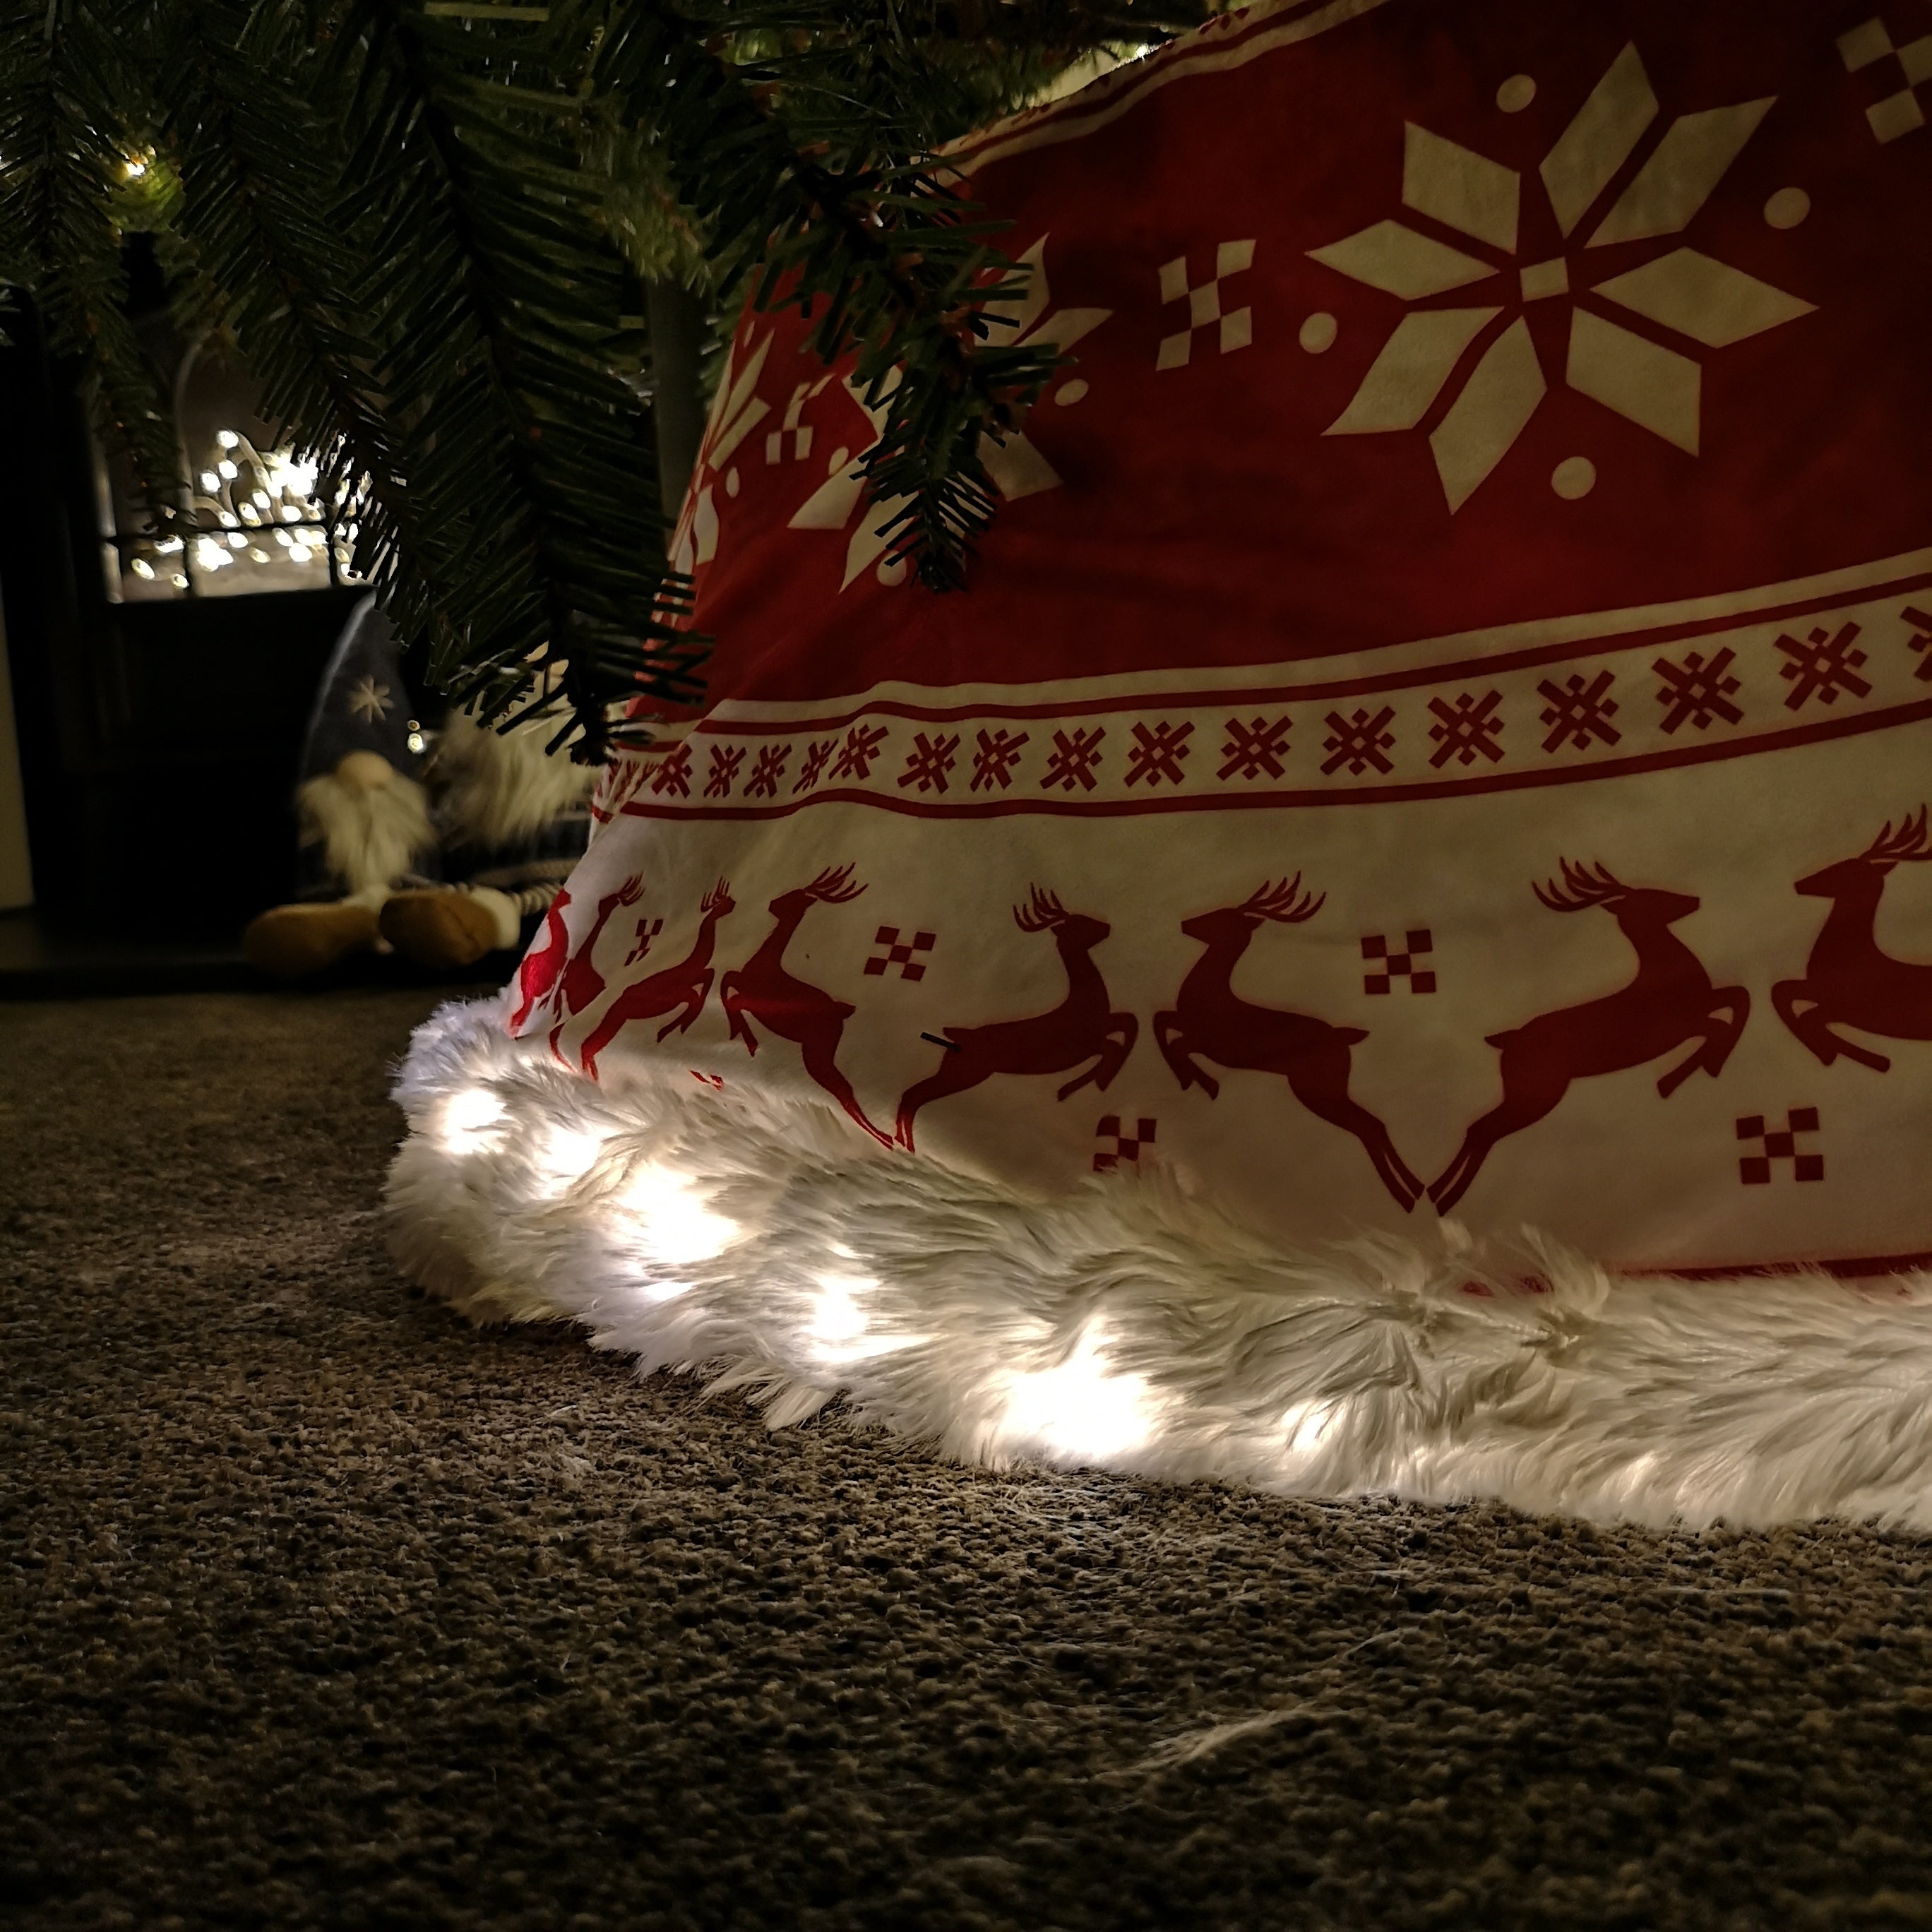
[[547, 877, 645, 1061], [1774, 809, 1932, 1072], [1153, 876, 1422, 1210], [721, 865, 892, 1147], [577, 880, 737, 1079], [508, 888, 571, 1035], [895, 886, 1136, 1152], [1429, 859, 1749, 1214]]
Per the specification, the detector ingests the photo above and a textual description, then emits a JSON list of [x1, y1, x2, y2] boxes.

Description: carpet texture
[[6, 991, 1932, 1931]]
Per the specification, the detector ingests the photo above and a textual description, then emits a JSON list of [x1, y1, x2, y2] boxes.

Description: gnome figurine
[[243, 595, 594, 979]]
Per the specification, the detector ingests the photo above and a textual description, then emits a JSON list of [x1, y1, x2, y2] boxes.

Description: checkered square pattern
[[1094, 1115, 1157, 1173], [1839, 16, 1932, 141], [1155, 239, 1257, 369], [1361, 929, 1437, 995], [1738, 1107, 1825, 1184], [864, 924, 936, 980]]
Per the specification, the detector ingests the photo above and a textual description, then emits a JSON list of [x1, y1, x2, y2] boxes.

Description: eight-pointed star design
[[1308, 43, 1816, 510]]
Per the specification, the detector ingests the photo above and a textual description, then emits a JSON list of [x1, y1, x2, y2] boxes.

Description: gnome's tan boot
[[378, 888, 503, 970], [243, 899, 383, 979]]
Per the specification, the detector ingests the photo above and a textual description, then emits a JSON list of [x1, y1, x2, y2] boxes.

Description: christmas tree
[[0, 0, 1210, 757]]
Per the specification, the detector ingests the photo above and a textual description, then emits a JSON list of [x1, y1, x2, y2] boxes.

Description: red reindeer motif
[[1153, 877, 1422, 1210], [1773, 809, 1932, 1072], [895, 886, 1136, 1152], [720, 865, 892, 1147], [547, 877, 645, 1060], [1429, 860, 1749, 1213], [508, 888, 572, 1034], [578, 880, 737, 1079]]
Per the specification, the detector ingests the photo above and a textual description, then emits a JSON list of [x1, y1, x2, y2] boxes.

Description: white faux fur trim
[[297, 763, 436, 895], [386, 993, 1932, 1530], [431, 710, 597, 850]]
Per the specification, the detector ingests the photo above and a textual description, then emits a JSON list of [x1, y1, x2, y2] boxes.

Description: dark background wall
[[0, 268, 708, 946], [0, 302, 364, 938]]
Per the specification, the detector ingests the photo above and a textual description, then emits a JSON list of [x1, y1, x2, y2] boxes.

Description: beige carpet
[[4, 988, 1931, 1931]]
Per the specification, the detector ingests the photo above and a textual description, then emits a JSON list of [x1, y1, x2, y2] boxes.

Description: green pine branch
[[0, 0, 1212, 756], [0, 0, 187, 529]]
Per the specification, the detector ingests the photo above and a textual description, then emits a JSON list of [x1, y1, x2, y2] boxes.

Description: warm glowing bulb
[[129, 557, 155, 580], [198, 471, 219, 493], [217, 459, 238, 479], [288, 544, 312, 564], [123, 155, 147, 179], [620, 1164, 739, 1265], [538, 1125, 605, 1188], [249, 548, 269, 563], [227, 532, 246, 549], [438, 1087, 508, 1154], [996, 1321, 1155, 1462], [216, 430, 239, 448]]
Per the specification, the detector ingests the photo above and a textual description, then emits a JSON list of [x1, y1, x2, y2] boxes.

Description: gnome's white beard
[[297, 757, 436, 895]]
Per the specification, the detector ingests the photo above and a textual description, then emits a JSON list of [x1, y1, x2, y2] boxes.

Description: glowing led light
[[217, 459, 238, 480], [538, 1124, 605, 1187], [804, 1269, 922, 1366], [249, 548, 270, 564], [438, 1086, 508, 1153], [129, 558, 155, 580], [155, 536, 183, 553], [809, 1269, 874, 1354], [239, 504, 258, 525], [123, 155, 148, 179], [169, 573, 188, 588], [811, 1275, 869, 1342], [227, 532, 247, 549], [619, 1163, 740, 1264], [1281, 1397, 1338, 1455], [198, 471, 220, 493], [288, 544, 313, 564], [996, 1321, 1155, 1462], [216, 429, 240, 448]]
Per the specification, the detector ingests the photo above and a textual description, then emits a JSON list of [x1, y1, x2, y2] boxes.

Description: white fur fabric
[[297, 763, 435, 895], [388, 991, 1932, 1531], [431, 710, 597, 850]]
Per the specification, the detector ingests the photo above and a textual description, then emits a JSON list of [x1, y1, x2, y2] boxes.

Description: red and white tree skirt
[[389, 0, 1932, 1524]]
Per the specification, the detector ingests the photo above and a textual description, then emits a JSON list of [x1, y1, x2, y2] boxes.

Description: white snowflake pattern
[[787, 235, 1111, 590], [346, 674, 392, 723], [1309, 43, 1815, 509], [670, 331, 773, 577]]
